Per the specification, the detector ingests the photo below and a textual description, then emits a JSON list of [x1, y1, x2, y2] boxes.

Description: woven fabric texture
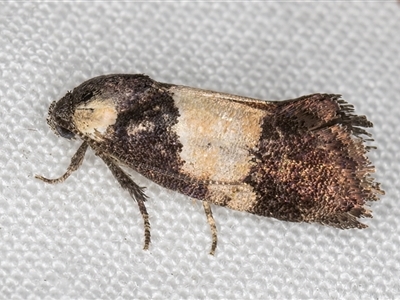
[[1, 2, 399, 299]]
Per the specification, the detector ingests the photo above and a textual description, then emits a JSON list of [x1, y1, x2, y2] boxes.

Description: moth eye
[[82, 91, 94, 102], [55, 125, 75, 139]]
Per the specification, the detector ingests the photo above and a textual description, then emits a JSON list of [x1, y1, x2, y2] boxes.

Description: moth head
[[47, 92, 77, 140], [47, 81, 119, 142], [47, 74, 156, 141]]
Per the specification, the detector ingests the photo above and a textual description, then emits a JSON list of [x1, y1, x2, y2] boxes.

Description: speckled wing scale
[[36, 74, 384, 255]]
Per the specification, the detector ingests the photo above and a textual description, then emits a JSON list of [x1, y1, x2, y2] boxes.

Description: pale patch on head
[[170, 86, 268, 183], [73, 98, 117, 141]]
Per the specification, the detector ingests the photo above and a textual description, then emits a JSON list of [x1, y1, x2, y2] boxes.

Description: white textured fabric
[[1, 2, 399, 299]]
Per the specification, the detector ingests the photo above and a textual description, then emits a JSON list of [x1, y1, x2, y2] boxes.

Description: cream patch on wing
[[170, 85, 268, 183], [206, 183, 258, 211], [127, 119, 156, 136], [73, 98, 118, 141]]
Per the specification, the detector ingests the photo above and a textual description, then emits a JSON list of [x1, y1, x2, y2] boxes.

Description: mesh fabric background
[[1, 2, 399, 299]]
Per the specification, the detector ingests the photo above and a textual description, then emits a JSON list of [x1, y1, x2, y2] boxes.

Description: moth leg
[[203, 201, 217, 255], [35, 142, 89, 184], [100, 156, 151, 250]]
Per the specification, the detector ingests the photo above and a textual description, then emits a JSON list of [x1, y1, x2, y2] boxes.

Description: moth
[[36, 74, 384, 254]]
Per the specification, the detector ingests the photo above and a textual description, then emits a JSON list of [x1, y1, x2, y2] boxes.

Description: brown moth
[[36, 74, 384, 254]]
